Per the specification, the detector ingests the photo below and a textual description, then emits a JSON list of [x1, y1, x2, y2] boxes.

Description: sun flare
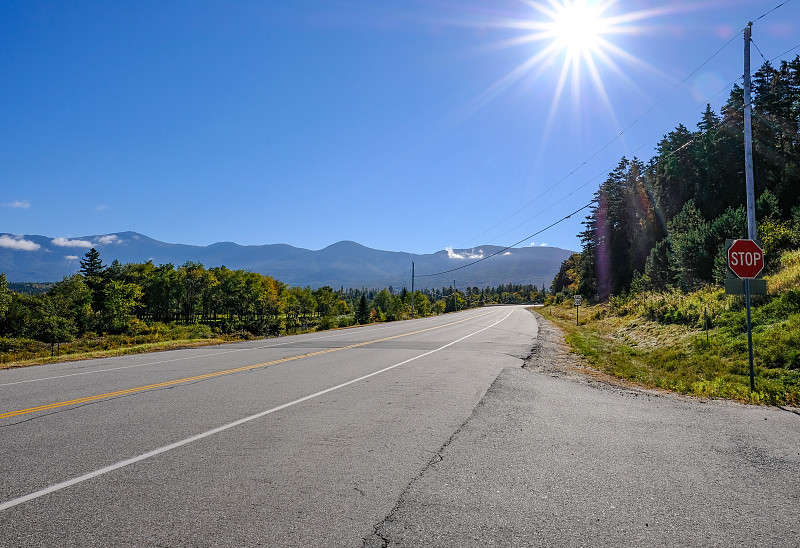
[[548, 1, 610, 57], [470, 0, 670, 139]]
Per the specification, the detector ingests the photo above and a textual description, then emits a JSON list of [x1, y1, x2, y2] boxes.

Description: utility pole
[[454, 279, 457, 312], [744, 22, 757, 241], [743, 22, 757, 391], [411, 261, 415, 319]]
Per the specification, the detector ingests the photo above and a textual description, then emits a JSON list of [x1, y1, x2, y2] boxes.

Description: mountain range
[[0, 232, 574, 289]]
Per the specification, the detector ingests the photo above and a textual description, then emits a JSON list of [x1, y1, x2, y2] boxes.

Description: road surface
[[1, 306, 798, 546], [1, 306, 531, 546]]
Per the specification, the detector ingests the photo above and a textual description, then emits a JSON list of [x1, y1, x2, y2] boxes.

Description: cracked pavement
[[363, 311, 800, 547]]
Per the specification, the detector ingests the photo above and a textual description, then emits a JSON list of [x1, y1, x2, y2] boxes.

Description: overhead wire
[[754, 0, 793, 21], [770, 43, 800, 61], [751, 38, 768, 63]]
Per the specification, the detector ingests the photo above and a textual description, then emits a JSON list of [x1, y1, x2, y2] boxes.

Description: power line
[[769, 43, 800, 62], [754, 0, 794, 21], [751, 38, 768, 63]]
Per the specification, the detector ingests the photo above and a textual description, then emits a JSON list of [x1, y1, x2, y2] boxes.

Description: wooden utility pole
[[742, 23, 757, 391], [744, 22, 757, 241]]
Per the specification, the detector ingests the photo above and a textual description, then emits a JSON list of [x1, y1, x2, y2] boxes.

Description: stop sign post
[[726, 239, 764, 392]]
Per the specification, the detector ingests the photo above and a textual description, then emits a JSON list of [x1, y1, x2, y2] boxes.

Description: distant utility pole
[[411, 261, 415, 319], [744, 22, 757, 241], [454, 279, 457, 312]]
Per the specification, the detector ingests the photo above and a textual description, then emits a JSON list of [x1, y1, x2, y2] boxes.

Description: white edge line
[[0, 308, 515, 512]]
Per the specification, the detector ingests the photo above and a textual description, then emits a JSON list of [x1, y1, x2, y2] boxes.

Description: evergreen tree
[[79, 248, 105, 279], [355, 294, 369, 324], [104, 259, 124, 282], [79, 247, 106, 311]]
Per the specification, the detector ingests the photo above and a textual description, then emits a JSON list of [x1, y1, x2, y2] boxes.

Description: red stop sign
[[728, 239, 764, 278]]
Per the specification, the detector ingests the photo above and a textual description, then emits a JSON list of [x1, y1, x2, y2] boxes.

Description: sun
[[438, 0, 676, 156], [547, 0, 610, 58], [521, 0, 638, 98], [466, 0, 669, 140]]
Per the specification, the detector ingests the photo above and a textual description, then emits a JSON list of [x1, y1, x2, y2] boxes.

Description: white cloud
[[446, 246, 484, 260], [95, 204, 108, 211], [446, 247, 463, 259], [96, 234, 121, 245], [503, 251, 512, 256], [2, 200, 30, 209], [0, 234, 40, 251], [529, 242, 549, 247], [52, 237, 93, 248], [65, 255, 79, 260], [539, 243, 548, 247]]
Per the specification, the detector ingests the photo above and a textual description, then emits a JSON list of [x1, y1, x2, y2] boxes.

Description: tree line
[[553, 56, 800, 300], [0, 248, 547, 353]]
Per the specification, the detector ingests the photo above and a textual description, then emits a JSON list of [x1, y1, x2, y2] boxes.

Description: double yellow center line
[[1, 311, 494, 420]]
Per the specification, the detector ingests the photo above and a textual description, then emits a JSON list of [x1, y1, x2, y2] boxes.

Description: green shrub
[[316, 316, 337, 331], [186, 323, 214, 339], [336, 315, 355, 328]]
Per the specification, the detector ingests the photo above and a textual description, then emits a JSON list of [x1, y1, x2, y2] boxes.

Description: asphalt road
[[2, 306, 798, 547], [0, 306, 534, 546]]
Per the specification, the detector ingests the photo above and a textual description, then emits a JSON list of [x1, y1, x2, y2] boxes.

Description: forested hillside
[[553, 57, 800, 300]]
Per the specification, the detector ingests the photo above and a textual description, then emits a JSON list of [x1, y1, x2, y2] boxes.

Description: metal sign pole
[[745, 278, 755, 391]]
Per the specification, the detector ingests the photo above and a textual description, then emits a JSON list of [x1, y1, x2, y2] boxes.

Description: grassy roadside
[[0, 316, 365, 370], [0, 338, 232, 370], [0, 323, 258, 370], [543, 253, 800, 405]]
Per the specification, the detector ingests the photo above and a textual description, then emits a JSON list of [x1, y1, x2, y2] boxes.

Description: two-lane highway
[[1, 306, 536, 546]]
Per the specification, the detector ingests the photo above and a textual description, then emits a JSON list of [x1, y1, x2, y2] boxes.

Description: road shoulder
[[365, 311, 800, 547]]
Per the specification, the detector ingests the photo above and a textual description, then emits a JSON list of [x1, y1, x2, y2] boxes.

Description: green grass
[[546, 250, 800, 405], [0, 323, 250, 369]]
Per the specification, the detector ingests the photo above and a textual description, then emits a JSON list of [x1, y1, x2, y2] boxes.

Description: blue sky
[[2, 0, 800, 256]]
